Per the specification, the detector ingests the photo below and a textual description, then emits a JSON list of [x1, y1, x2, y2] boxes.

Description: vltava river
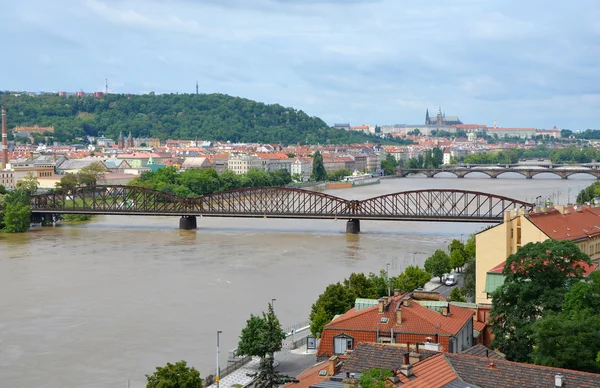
[[0, 174, 592, 387]]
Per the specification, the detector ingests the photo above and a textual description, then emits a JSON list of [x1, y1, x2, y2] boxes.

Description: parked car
[[445, 275, 457, 286]]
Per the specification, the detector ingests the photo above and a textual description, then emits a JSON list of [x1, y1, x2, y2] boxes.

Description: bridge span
[[395, 167, 600, 179], [30, 186, 533, 233]]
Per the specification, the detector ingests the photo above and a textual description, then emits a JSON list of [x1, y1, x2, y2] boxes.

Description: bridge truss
[[30, 186, 534, 223]]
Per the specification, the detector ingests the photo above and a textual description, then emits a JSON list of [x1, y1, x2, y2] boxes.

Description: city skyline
[[1, 0, 599, 129]]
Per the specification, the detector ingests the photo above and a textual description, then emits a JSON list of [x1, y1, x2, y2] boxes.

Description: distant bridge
[[30, 186, 533, 232], [395, 166, 600, 179]]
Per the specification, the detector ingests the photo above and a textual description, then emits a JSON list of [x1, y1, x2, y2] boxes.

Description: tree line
[[128, 166, 293, 197], [0, 92, 410, 146]]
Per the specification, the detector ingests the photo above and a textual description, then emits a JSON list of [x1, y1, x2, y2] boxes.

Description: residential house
[[118, 152, 164, 168], [317, 291, 474, 357], [103, 159, 132, 173], [291, 158, 313, 182], [256, 153, 292, 173], [210, 154, 230, 174], [475, 205, 600, 304], [365, 153, 380, 173], [56, 159, 108, 174], [227, 154, 262, 175], [181, 157, 213, 170]]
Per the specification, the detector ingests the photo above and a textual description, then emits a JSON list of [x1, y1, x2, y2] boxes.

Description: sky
[[2, 0, 599, 129]]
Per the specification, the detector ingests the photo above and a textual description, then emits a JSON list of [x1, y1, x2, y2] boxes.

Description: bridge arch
[[357, 189, 533, 222]]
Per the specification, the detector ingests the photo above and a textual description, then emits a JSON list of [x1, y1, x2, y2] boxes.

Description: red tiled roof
[[488, 127, 536, 131], [282, 361, 329, 388], [324, 295, 472, 336], [400, 353, 458, 387], [526, 206, 600, 241]]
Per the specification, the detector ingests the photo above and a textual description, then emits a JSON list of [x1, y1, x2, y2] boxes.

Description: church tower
[[436, 106, 443, 125], [118, 131, 124, 149], [425, 109, 430, 125]]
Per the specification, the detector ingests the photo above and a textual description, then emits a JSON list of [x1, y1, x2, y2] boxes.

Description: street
[[435, 271, 465, 298]]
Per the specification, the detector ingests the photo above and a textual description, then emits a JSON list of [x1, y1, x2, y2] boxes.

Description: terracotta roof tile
[[445, 353, 600, 388], [526, 206, 600, 241], [400, 353, 458, 388], [342, 343, 437, 373], [283, 362, 329, 388]]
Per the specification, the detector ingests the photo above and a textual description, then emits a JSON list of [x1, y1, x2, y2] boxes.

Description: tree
[[77, 162, 106, 186], [55, 174, 78, 193], [309, 283, 355, 337], [450, 249, 466, 272], [449, 287, 466, 302], [394, 266, 431, 292], [424, 249, 451, 282], [16, 173, 40, 195], [311, 151, 327, 181], [145, 360, 203, 388], [462, 256, 476, 299], [380, 154, 398, 176], [343, 272, 377, 299], [490, 240, 592, 363], [242, 303, 296, 388], [358, 369, 393, 388], [530, 271, 600, 372], [237, 303, 287, 358], [0, 185, 6, 195]]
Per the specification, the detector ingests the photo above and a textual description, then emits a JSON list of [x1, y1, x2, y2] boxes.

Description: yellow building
[[475, 205, 600, 305]]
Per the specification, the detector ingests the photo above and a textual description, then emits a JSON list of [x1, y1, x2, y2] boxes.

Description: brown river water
[[0, 174, 592, 387]]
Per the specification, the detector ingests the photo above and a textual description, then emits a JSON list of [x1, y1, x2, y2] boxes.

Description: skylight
[[380, 317, 389, 323]]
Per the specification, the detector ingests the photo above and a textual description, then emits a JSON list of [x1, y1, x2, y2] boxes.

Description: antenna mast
[[196, 80, 199, 95], [105, 78, 108, 94]]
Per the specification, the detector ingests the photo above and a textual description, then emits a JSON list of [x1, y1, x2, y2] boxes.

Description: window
[[333, 334, 354, 354]]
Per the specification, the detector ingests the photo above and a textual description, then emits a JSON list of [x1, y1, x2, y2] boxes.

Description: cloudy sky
[[2, 0, 599, 129]]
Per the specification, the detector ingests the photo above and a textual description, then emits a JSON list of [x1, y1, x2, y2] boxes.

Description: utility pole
[[216, 331, 222, 388], [386, 263, 391, 297]]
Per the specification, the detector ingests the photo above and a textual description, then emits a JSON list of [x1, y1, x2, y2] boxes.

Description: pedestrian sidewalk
[[207, 357, 261, 388]]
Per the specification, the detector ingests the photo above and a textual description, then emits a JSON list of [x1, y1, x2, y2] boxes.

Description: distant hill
[[0, 92, 409, 145]]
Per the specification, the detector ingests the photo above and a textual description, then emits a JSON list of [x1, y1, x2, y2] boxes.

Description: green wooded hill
[[0, 92, 405, 145]]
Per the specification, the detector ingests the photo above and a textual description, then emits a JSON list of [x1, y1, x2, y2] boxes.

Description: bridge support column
[[179, 216, 197, 230], [346, 218, 360, 234]]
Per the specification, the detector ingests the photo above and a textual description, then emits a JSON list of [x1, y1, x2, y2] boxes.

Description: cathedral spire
[[425, 108, 430, 125]]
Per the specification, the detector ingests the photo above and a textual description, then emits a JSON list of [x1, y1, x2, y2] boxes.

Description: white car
[[445, 275, 457, 286]]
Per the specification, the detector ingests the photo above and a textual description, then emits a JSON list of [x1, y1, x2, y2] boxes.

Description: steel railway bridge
[[30, 186, 534, 233]]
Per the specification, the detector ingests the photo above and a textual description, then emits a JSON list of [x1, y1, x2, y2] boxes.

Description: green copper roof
[[485, 273, 506, 294], [354, 298, 378, 311]]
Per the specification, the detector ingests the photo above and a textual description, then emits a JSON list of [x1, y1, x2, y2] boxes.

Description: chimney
[[393, 289, 400, 297], [409, 343, 423, 364], [399, 353, 414, 377], [442, 304, 450, 317], [2, 106, 7, 170], [555, 374, 563, 388], [327, 356, 338, 376], [378, 298, 386, 314], [402, 296, 411, 307], [396, 307, 402, 325]]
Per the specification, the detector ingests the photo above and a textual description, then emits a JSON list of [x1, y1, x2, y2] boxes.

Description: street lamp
[[386, 263, 391, 297], [271, 298, 276, 311], [216, 331, 222, 388], [460, 234, 464, 243]]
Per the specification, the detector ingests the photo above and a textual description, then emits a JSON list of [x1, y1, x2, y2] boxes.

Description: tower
[[118, 131, 124, 149], [196, 80, 199, 95], [2, 106, 7, 169], [425, 109, 430, 125], [436, 106, 443, 125], [105, 78, 108, 94]]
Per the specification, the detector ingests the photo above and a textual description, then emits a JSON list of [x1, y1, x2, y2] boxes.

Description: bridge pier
[[346, 219, 360, 234], [179, 216, 197, 230]]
